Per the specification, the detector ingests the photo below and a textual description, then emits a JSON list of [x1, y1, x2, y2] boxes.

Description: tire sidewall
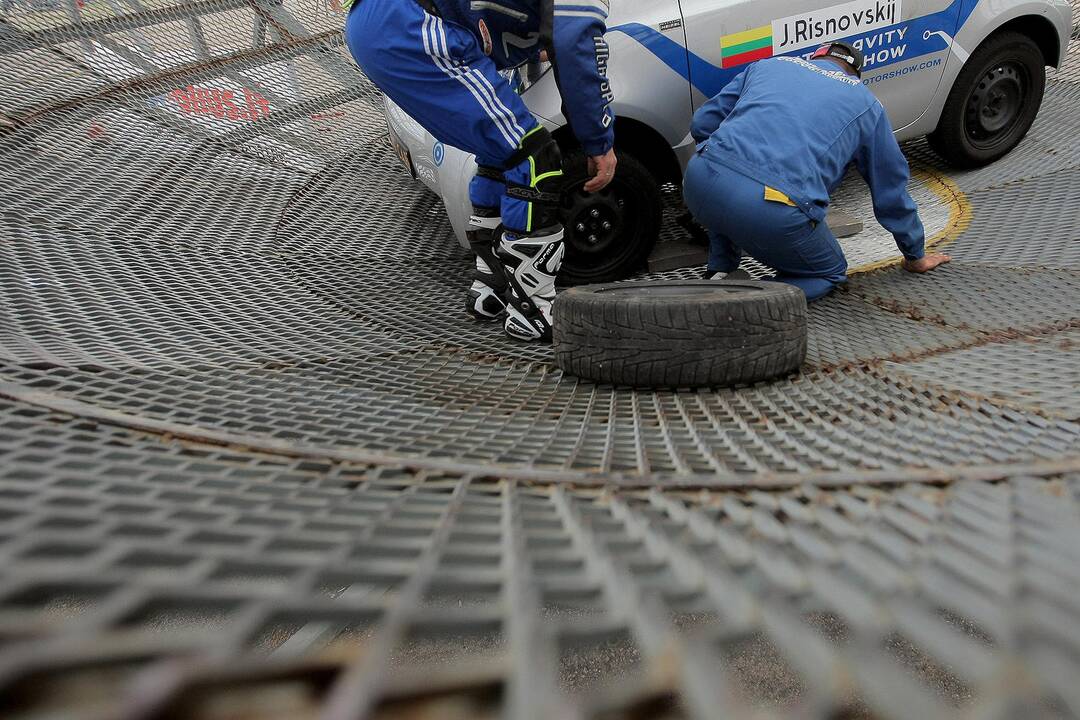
[[933, 32, 1046, 168]]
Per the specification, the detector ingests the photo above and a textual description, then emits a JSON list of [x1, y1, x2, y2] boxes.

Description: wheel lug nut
[[589, 209, 600, 218], [602, 221, 612, 231], [575, 223, 586, 233], [588, 234, 597, 243]]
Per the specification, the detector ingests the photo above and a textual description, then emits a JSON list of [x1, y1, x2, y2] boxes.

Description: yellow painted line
[[848, 164, 973, 275], [721, 24, 772, 48]]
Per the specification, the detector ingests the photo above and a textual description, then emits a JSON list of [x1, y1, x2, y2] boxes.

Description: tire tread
[[553, 281, 808, 387]]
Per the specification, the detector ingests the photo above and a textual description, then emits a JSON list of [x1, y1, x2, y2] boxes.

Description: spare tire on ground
[[553, 280, 808, 387]]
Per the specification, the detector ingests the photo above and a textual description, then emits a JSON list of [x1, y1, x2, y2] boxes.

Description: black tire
[[928, 31, 1046, 169], [557, 149, 662, 286], [553, 281, 807, 388]]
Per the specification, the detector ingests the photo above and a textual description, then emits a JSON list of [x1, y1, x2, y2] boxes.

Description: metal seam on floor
[[2, 378, 1076, 488]]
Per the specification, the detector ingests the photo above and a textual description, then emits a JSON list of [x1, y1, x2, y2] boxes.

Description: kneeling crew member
[[344, 0, 617, 341], [683, 41, 950, 301]]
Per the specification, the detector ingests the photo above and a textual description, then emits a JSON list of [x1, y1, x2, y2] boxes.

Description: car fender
[[521, 27, 693, 151], [903, 0, 1071, 138], [954, 0, 1072, 65]]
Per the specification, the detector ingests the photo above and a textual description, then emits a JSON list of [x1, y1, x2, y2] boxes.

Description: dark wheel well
[[991, 14, 1061, 67], [553, 116, 681, 185]]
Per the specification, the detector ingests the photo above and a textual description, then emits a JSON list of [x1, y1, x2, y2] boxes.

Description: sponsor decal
[[432, 141, 445, 166], [478, 19, 493, 56], [169, 85, 270, 121], [862, 56, 942, 84], [775, 56, 862, 85], [659, 19, 682, 32], [613, 0, 976, 98], [618, 0, 978, 97], [774, 0, 902, 52], [851, 27, 910, 69], [720, 25, 773, 68], [721, 0, 902, 69], [594, 35, 613, 103], [536, 242, 559, 270]]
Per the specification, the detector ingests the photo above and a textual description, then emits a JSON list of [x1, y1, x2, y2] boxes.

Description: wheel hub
[[965, 63, 1025, 144], [563, 187, 621, 255]]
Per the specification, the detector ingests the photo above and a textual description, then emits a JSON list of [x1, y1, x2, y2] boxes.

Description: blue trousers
[[344, 0, 541, 233], [683, 154, 848, 301]]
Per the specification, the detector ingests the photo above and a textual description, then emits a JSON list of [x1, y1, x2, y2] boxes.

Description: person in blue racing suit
[[343, 0, 616, 342], [683, 41, 950, 301]]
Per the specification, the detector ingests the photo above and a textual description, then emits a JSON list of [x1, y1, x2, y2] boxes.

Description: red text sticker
[[169, 86, 271, 121]]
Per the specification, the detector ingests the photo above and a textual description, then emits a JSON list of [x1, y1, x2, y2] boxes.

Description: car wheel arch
[[965, 12, 1063, 69], [551, 115, 682, 186], [989, 13, 1063, 66], [926, 11, 1059, 137]]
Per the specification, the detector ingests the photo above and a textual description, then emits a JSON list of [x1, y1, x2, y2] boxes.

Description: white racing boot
[[465, 212, 508, 322], [497, 229, 564, 343]]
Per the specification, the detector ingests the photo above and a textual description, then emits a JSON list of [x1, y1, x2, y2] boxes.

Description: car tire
[[557, 149, 662, 286], [928, 31, 1046, 169], [552, 280, 807, 388]]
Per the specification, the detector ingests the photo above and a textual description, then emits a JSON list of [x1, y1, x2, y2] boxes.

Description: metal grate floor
[[0, 0, 1078, 717]]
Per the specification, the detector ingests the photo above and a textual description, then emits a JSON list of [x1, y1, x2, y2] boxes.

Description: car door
[[598, 0, 696, 147], [678, 0, 965, 131]]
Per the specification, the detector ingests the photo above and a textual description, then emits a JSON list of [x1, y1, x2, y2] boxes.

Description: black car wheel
[[557, 149, 662, 286], [928, 31, 1046, 168]]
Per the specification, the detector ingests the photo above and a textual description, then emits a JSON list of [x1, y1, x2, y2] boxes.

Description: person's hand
[[902, 253, 951, 273], [584, 149, 617, 193]]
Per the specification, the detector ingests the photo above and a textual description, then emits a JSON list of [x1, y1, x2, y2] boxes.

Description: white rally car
[[385, 0, 1073, 283]]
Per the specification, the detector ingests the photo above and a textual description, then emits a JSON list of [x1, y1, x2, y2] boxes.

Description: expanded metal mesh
[[1, 0, 1079, 716]]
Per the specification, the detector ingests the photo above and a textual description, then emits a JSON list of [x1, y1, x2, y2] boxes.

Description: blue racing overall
[[683, 56, 926, 301], [344, 0, 614, 341]]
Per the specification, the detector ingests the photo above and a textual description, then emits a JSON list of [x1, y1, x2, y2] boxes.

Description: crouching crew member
[[683, 41, 950, 301], [344, 0, 617, 341]]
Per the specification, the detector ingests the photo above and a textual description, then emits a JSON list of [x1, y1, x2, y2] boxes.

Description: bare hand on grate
[[903, 252, 952, 273]]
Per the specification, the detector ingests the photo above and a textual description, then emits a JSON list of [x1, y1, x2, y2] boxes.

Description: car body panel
[[383, 0, 1071, 247], [678, 0, 962, 131]]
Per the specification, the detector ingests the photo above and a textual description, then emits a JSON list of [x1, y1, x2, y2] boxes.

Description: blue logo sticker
[[432, 141, 445, 166]]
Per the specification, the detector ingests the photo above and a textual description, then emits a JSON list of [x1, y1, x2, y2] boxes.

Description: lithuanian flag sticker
[[720, 25, 773, 68]]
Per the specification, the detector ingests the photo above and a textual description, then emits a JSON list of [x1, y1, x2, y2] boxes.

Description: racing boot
[[465, 208, 509, 322], [496, 126, 567, 343], [465, 163, 509, 322], [498, 227, 564, 342]]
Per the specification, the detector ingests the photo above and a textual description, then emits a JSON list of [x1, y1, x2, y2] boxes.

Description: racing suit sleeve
[[690, 69, 748, 143], [855, 105, 926, 261], [550, 1, 615, 157]]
